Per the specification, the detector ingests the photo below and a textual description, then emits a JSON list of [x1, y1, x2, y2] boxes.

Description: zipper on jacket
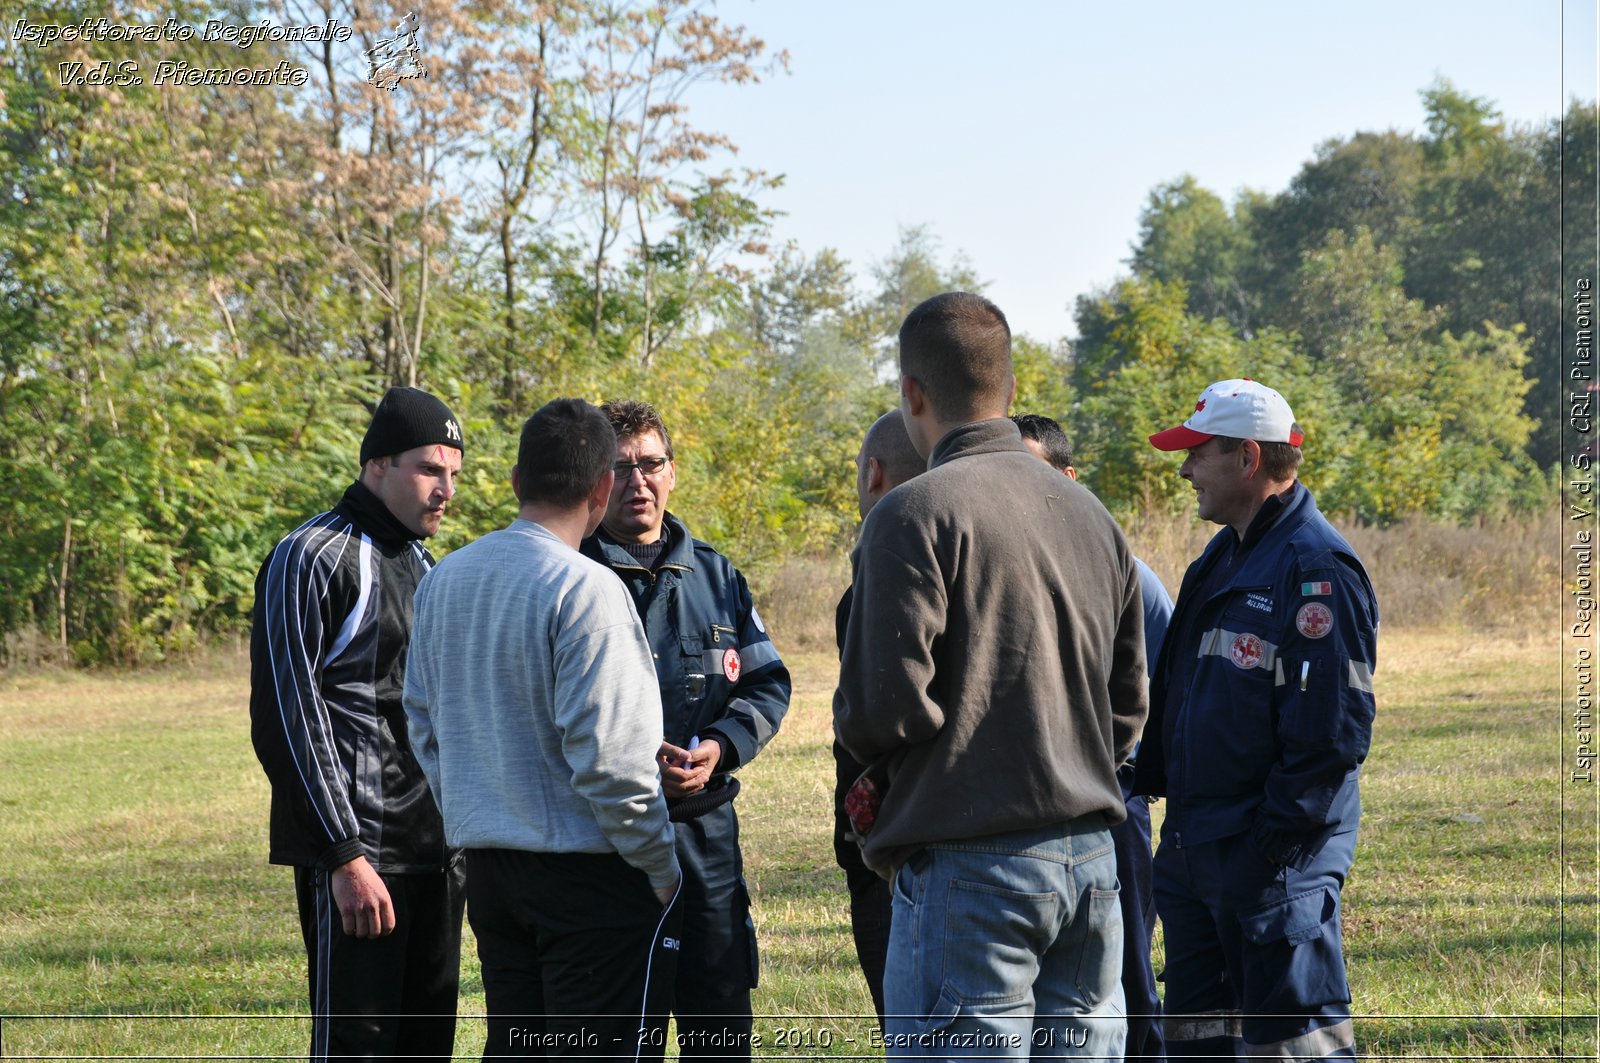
[[609, 559, 654, 585]]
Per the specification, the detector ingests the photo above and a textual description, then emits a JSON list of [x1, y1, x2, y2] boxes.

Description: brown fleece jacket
[[835, 417, 1149, 877]]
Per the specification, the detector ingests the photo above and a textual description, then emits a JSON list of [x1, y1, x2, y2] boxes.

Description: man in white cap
[[1135, 379, 1379, 1061]]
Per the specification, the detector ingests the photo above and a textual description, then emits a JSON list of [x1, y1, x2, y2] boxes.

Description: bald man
[[831, 410, 925, 1022]]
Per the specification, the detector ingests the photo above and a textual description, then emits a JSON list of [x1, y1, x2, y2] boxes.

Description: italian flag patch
[[1301, 581, 1332, 596]]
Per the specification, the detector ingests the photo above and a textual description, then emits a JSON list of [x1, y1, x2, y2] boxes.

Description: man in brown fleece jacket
[[835, 291, 1148, 1060]]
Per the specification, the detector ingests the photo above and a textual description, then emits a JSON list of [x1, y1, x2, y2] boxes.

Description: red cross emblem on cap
[[1195, 399, 1206, 412]]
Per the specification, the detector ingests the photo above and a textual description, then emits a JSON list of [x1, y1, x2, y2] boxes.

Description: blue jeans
[[884, 818, 1127, 1060]]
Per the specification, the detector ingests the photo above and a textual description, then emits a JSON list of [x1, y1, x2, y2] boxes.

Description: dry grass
[[751, 511, 1561, 646], [749, 555, 852, 653], [0, 645, 1586, 1057], [1341, 511, 1561, 630], [742, 630, 1592, 1057], [0, 542, 1588, 1057], [1115, 508, 1560, 632]]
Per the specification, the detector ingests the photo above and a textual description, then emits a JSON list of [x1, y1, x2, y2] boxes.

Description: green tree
[[1282, 229, 1536, 523], [849, 224, 985, 371], [0, 6, 372, 662], [1070, 278, 1329, 514], [1130, 175, 1258, 330], [1011, 336, 1074, 421], [1245, 129, 1426, 319]]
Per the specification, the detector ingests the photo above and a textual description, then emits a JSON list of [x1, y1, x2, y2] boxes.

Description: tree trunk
[[57, 516, 71, 658]]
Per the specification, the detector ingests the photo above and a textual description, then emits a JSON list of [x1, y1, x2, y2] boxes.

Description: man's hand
[[658, 737, 721, 799], [330, 855, 396, 938], [653, 872, 682, 909]]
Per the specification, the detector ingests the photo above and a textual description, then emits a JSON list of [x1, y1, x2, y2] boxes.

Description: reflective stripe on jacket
[[1133, 484, 1378, 870]]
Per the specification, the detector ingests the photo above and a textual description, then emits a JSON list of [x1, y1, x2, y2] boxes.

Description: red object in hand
[[844, 774, 882, 837]]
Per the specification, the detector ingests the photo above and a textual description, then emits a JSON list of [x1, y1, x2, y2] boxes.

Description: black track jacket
[[249, 482, 451, 874]]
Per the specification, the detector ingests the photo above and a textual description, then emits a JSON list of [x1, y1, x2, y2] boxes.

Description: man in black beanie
[[250, 386, 466, 1062]]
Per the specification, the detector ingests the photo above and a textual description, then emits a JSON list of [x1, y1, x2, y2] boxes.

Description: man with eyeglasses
[[582, 398, 791, 1061]]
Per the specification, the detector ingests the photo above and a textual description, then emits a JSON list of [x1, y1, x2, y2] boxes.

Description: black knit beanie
[[359, 387, 465, 465]]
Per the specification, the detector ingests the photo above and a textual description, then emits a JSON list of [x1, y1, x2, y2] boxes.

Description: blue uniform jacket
[[581, 513, 790, 774], [1132, 484, 1378, 871]]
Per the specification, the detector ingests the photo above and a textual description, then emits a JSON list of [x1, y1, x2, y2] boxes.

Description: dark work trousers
[[294, 862, 466, 1062], [845, 870, 891, 1024], [831, 741, 890, 1024], [465, 848, 684, 1061], [672, 804, 757, 1062], [1155, 828, 1358, 1060], [1114, 765, 1166, 1062]]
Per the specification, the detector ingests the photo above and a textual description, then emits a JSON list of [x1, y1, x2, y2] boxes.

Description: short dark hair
[[898, 291, 1012, 421], [599, 398, 674, 458], [1011, 414, 1074, 472], [516, 399, 616, 506], [1214, 427, 1304, 481]]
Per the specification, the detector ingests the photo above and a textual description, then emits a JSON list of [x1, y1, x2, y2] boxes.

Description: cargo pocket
[[679, 635, 707, 706], [1237, 885, 1335, 948]]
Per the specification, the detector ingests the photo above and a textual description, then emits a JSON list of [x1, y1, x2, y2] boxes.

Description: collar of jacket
[[1196, 481, 1316, 589], [588, 511, 696, 574], [927, 417, 1029, 469], [337, 479, 421, 549]]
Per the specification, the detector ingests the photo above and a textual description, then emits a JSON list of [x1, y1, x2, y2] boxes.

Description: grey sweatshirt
[[836, 418, 1149, 876], [403, 518, 679, 891]]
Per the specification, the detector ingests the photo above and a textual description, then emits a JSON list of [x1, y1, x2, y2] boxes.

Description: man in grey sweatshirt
[[836, 293, 1148, 1060], [404, 398, 681, 1060]]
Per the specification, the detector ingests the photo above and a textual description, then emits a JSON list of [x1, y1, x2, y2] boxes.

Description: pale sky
[[693, 0, 1597, 342]]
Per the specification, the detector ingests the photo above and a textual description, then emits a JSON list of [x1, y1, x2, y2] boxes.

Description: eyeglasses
[[614, 456, 670, 478]]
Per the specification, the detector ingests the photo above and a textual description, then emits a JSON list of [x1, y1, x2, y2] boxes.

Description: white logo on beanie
[[445, 419, 461, 442]]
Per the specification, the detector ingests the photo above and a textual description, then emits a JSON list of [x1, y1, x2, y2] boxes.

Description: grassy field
[[0, 627, 1594, 1059]]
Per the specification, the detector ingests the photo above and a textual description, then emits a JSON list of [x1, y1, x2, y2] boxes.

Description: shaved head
[[898, 291, 1013, 422], [864, 411, 924, 487], [857, 410, 926, 519]]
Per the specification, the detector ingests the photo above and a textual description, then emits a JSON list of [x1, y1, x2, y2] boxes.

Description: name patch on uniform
[[1301, 581, 1332, 596], [1296, 602, 1334, 639], [1245, 592, 1274, 614], [722, 647, 742, 682], [1230, 633, 1265, 670]]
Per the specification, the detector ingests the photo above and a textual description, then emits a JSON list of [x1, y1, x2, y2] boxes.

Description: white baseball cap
[[1149, 378, 1303, 451]]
